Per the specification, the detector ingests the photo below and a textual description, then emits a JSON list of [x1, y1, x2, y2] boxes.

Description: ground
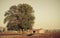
[[0, 32, 60, 38]]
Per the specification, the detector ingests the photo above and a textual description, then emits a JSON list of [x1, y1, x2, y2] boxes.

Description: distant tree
[[4, 4, 35, 31]]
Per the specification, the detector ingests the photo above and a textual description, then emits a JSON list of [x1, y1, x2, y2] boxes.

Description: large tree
[[4, 4, 35, 31]]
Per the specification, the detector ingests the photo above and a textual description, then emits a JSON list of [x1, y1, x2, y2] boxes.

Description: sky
[[0, 0, 60, 30]]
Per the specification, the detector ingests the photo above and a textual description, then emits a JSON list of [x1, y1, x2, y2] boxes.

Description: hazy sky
[[0, 0, 60, 29]]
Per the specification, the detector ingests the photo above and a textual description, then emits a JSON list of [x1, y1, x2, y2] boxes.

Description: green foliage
[[4, 4, 35, 31]]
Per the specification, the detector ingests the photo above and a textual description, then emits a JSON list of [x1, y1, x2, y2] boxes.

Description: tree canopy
[[4, 4, 35, 31]]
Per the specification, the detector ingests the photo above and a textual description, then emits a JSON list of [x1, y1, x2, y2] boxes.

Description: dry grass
[[0, 32, 60, 38]]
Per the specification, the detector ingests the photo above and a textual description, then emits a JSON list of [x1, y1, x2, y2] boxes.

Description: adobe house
[[38, 28, 45, 34], [22, 28, 46, 34], [31, 28, 45, 34]]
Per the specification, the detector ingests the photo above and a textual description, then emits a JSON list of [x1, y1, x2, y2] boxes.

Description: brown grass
[[0, 32, 60, 38]]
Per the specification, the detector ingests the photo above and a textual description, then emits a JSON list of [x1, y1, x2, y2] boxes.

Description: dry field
[[0, 32, 60, 38]]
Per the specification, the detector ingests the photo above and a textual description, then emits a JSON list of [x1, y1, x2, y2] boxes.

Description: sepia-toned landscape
[[0, 0, 60, 38]]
